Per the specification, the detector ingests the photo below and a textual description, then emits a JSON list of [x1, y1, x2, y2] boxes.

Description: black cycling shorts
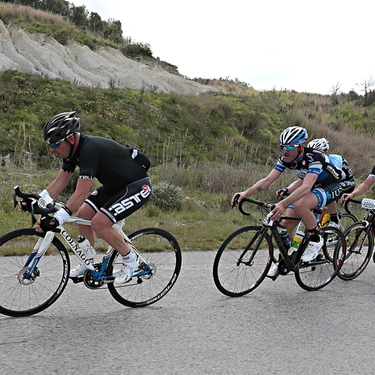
[[85, 177, 152, 224]]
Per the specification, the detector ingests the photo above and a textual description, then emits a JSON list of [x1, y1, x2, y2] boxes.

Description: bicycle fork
[[22, 231, 55, 281]]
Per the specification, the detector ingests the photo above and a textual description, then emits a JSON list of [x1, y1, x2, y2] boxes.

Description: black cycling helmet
[[43, 111, 80, 143]]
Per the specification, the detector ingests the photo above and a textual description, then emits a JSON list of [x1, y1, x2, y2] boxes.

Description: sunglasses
[[280, 144, 300, 151], [48, 138, 65, 149]]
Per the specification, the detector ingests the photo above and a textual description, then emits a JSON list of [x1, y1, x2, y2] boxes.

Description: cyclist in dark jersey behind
[[232, 126, 344, 279], [34, 111, 152, 285]]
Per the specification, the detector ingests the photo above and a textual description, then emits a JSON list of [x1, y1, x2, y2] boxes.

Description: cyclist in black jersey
[[32, 112, 152, 284], [232, 126, 344, 278], [341, 165, 375, 202]]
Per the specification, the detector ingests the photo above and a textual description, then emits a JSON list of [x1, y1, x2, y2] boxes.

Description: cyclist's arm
[[280, 173, 318, 207], [342, 176, 375, 201], [232, 169, 281, 204], [45, 170, 73, 198], [287, 178, 303, 193], [65, 178, 94, 213]]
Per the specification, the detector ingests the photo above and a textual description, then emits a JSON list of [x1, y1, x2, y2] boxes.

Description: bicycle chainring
[[83, 264, 104, 289]]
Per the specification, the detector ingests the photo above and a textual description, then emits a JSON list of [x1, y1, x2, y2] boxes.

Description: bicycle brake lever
[[232, 194, 240, 209], [263, 211, 275, 227]]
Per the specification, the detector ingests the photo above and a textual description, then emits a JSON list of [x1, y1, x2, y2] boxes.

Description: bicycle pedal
[[70, 276, 84, 284]]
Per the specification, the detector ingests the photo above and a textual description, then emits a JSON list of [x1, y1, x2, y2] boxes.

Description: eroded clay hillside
[[0, 20, 218, 95]]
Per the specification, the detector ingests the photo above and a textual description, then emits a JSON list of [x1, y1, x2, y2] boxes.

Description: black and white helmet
[[279, 126, 308, 145], [307, 138, 330, 152], [43, 111, 80, 143]]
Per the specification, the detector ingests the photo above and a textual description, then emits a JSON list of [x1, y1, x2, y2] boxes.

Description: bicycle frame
[[237, 198, 310, 273], [22, 215, 151, 283], [264, 211, 310, 272]]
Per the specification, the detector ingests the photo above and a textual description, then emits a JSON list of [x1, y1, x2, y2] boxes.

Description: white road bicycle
[[0, 186, 182, 317]]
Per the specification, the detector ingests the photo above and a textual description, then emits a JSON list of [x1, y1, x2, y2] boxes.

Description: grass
[[1, 166, 264, 251], [1, 4, 375, 251]]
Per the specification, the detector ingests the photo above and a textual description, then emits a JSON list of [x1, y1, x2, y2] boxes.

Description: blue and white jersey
[[274, 147, 343, 187]]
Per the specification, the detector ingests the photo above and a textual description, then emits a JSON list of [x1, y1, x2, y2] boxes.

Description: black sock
[[330, 213, 339, 224], [308, 227, 320, 242]]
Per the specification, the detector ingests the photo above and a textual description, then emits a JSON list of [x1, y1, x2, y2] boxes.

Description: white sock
[[123, 251, 136, 264]]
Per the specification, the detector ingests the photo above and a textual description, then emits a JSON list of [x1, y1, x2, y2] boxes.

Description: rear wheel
[[295, 227, 346, 291], [213, 226, 272, 297], [107, 228, 182, 307]]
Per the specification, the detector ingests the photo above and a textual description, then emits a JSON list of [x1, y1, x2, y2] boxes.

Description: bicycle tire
[[295, 226, 346, 291], [0, 228, 69, 317], [213, 226, 273, 297], [338, 221, 373, 280], [107, 228, 182, 308], [340, 213, 358, 231]]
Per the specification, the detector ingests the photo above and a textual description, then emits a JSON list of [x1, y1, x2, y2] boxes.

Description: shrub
[[151, 181, 184, 211]]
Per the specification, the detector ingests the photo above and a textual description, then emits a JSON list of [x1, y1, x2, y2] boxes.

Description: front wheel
[[0, 228, 69, 317], [339, 213, 358, 231], [213, 226, 273, 297], [338, 221, 373, 280], [295, 226, 346, 291], [107, 228, 182, 307]]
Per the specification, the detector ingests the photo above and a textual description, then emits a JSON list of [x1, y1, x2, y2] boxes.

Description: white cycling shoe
[[301, 236, 324, 262], [114, 256, 140, 285], [69, 261, 93, 278]]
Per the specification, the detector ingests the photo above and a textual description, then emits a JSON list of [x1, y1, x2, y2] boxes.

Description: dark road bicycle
[[338, 198, 375, 280], [213, 197, 346, 297], [0, 186, 182, 317]]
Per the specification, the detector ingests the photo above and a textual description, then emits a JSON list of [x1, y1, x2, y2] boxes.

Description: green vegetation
[[0, 2, 374, 250], [0, 70, 373, 249]]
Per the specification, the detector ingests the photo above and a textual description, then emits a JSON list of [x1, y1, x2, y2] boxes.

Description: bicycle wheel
[[107, 228, 182, 307], [338, 222, 373, 280], [340, 213, 358, 231], [0, 228, 69, 317], [213, 226, 272, 297], [295, 226, 346, 291]]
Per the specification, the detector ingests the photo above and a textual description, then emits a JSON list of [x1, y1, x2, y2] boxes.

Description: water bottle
[[320, 213, 330, 228], [77, 235, 96, 259], [290, 231, 304, 252], [279, 229, 290, 250]]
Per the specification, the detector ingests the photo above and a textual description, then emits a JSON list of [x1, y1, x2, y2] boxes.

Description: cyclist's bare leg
[[285, 192, 319, 234], [76, 203, 96, 246], [91, 211, 131, 256], [282, 208, 299, 238], [327, 202, 337, 215]]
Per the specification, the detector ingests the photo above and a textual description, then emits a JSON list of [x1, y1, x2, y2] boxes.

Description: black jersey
[[61, 134, 150, 188], [274, 147, 343, 186]]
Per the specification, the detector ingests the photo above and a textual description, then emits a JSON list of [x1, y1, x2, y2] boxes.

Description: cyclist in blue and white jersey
[[307, 138, 355, 228], [232, 126, 344, 277]]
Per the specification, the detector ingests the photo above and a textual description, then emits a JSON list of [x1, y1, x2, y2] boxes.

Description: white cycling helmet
[[307, 138, 330, 152], [279, 126, 308, 145]]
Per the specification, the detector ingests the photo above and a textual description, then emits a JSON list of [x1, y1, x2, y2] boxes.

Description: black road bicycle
[[0, 186, 182, 317], [338, 198, 375, 280], [213, 197, 346, 297]]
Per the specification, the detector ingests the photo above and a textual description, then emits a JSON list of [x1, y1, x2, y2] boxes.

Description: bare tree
[[356, 77, 375, 106], [329, 82, 341, 96]]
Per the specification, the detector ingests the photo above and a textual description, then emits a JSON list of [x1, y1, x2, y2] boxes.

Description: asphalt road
[[1, 250, 374, 375]]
